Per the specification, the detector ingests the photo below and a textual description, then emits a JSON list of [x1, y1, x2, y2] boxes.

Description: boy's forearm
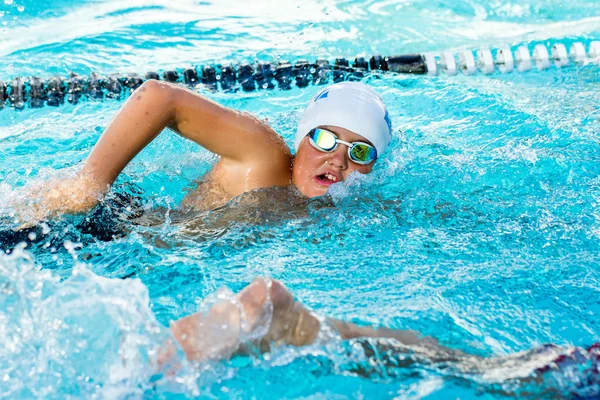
[[81, 80, 175, 187], [328, 318, 421, 344]]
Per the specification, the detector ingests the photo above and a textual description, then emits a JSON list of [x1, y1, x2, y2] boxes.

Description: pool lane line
[[0, 41, 598, 110]]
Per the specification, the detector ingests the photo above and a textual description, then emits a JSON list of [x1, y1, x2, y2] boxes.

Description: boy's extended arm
[[18, 80, 290, 222], [81, 80, 289, 188]]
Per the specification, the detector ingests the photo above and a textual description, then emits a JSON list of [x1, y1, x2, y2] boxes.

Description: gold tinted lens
[[350, 144, 376, 163], [312, 129, 337, 151]]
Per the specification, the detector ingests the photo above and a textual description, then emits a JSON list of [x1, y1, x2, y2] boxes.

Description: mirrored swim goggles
[[307, 128, 378, 165]]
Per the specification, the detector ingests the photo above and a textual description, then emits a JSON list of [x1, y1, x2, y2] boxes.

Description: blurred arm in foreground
[[162, 278, 599, 398]]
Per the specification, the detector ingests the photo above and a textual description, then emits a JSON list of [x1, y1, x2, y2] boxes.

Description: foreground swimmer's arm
[[165, 278, 447, 364], [162, 279, 599, 397], [19, 80, 291, 222]]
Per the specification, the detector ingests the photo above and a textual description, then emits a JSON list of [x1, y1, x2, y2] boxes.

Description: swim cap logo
[[313, 88, 330, 102], [384, 109, 392, 133]]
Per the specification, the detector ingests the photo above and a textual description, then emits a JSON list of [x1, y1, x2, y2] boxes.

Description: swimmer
[[164, 278, 600, 397], [17, 80, 391, 224]]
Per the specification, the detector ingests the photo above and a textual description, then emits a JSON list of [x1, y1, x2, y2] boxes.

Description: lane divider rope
[[0, 41, 598, 110]]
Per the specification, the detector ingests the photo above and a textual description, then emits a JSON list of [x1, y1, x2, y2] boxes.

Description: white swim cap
[[295, 82, 392, 155]]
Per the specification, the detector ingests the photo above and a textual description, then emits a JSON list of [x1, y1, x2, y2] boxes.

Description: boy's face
[[292, 125, 375, 198]]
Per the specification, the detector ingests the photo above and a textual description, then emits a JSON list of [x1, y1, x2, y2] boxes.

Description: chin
[[308, 186, 329, 198], [295, 183, 326, 198]]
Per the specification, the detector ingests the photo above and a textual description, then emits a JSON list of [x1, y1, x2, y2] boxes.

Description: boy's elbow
[[138, 78, 160, 91], [134, 79, 174, 100], [133, 79, 176, 117]]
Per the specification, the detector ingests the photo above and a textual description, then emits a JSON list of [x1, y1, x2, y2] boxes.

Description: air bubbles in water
[[17, 5, 24, 12], [3, 0, 13, 5], [327, 171, 369, 203]]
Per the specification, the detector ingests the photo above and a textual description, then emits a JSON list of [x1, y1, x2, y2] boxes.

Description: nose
[[327, 146, 348, 170]]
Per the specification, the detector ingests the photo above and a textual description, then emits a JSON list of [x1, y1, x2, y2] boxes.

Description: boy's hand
[[13, 174, 106, 228]]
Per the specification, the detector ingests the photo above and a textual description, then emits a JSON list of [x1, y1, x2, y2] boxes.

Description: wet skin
[[292, 125, 375, 198], [165, 278, 427, 364], [165, 279, 598, 398], [15, 81, 377, 224]]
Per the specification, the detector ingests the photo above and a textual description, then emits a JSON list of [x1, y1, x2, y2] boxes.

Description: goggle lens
[[349, 143, 377, 164], [308, 128, 377, 165], [310, 128, 337, 151]]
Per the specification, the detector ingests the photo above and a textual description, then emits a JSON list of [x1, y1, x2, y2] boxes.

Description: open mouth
[[315, 172, 339, 186]]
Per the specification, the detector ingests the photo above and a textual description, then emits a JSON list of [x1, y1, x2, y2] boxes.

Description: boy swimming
[[5, 76, 597, 396], [18, 80, 391, 224]]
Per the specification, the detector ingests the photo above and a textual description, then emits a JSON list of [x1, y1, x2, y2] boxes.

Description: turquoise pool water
[[1, 0, 600, 398]]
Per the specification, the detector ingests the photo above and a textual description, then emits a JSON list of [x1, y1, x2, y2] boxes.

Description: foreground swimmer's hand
[[168, 278, 321, 362], [13, 173, 106, 228]]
